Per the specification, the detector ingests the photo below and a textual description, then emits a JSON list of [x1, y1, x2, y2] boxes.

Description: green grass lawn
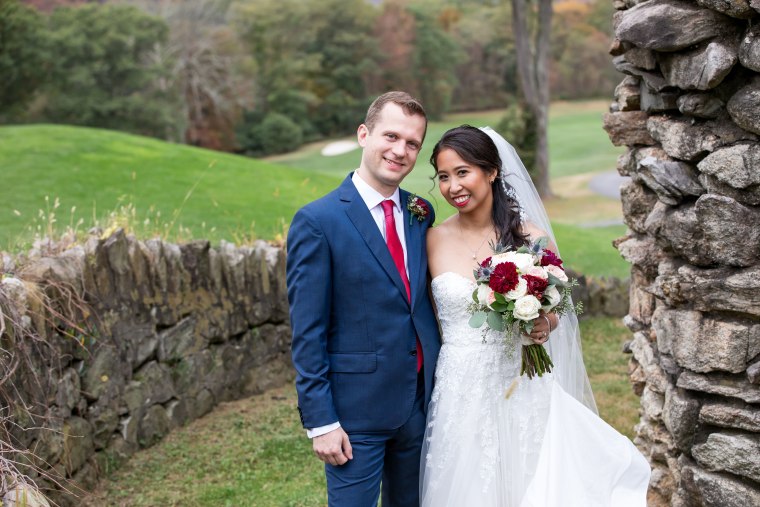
[[0, 125, 341, 248], [83, 316, 637, 507], [547, 101, 623, 177], [554, 223, 629, 279]]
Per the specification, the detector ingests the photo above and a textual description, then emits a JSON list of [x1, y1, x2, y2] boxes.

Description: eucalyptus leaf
[[547, 273, 567, 287], [490, 301, 507, 313], [487, 311, 505, 331], [469, 311, 487, 328]]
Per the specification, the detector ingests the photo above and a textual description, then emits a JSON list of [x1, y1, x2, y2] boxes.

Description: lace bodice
[[432, 272, 520, 353]]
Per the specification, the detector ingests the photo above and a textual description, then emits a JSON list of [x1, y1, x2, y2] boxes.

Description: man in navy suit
[[287, 91, 441, 506]]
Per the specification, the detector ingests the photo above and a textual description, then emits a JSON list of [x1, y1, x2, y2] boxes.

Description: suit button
[[409, 350, 417, 356]]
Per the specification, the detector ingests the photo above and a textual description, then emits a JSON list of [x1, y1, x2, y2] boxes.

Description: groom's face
[[356, 103, 426, 196]]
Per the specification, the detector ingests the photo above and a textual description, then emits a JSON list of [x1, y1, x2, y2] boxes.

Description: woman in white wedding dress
[[420, 126, 650, 506]]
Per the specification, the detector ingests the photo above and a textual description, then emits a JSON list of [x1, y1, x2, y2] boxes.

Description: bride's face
[[435, 148, 497, 213]]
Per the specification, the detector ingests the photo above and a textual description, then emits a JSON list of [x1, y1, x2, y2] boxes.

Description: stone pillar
[[606, 1, 760, 505]]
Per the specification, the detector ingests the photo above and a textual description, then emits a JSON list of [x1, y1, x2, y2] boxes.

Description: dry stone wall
[[0, 230, 291, 505], [606, 0, 760, 505]]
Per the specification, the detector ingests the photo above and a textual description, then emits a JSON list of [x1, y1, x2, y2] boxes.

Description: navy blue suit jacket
[[287, 174, 441, 432]]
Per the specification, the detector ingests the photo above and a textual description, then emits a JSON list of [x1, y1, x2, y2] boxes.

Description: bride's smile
[[435, 147, 497, 213]]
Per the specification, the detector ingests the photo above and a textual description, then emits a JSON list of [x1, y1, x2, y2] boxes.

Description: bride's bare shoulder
[[427, 216, 457, 250], [428, 216, 457, 238], [520, 221, 558, 250]]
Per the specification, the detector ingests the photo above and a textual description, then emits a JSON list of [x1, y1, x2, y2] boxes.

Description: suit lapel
[[340, 176, 410, 305], [401, 189, 423, 310]]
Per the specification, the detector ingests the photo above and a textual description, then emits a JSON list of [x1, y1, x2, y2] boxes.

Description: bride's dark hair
[[430, 125, 529, 250]]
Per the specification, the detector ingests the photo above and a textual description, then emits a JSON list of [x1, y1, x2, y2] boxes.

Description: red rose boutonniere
[[407, 194, 430, 225]]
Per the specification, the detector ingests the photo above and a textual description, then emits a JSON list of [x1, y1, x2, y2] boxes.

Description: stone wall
[[0, 230, 292, 505], [605, 0, 760, 505], [570, 270, 631, 318]]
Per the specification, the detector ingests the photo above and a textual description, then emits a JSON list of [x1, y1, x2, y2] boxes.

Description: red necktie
[[381, 200, 423, 372]]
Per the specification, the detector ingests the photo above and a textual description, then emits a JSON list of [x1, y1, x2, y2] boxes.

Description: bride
[[420, 125, 650, 506]]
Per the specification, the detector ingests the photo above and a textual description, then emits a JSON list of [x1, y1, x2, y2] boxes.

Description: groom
[[287, 91, 441, 506]]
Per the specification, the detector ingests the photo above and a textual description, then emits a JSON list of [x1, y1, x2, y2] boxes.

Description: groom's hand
[[313, 427, 353, 466]]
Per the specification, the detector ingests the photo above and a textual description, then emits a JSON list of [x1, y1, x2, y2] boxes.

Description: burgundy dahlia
[[523, 274, 549, 298], [488, 262, 519, 293], [540, 249, 563, 267]]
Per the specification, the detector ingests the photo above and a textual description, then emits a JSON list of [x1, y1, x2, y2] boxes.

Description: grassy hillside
[[2, 101, 628, 278], [1, 125, 341, 248]]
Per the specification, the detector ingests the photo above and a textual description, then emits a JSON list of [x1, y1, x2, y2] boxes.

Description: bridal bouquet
[[468, 238, 582, 378]]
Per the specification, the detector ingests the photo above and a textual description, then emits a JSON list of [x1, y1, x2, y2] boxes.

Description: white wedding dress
[[420, 272, 651, 506]]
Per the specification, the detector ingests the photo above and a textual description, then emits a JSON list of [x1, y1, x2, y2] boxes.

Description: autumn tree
[[373, 1, 417, 98], [511, 0, 553, 197], [129, 0, 252, 150], [550, 0, 618, 99]]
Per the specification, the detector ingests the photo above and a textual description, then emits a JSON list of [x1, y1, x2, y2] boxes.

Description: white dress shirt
[[306, 171, 409, 439]]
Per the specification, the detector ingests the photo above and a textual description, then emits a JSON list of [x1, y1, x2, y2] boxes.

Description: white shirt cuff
[[306, 422, 341, 439]]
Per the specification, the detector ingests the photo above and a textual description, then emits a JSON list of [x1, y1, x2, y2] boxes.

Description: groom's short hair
[[364, 91, 427, 137]]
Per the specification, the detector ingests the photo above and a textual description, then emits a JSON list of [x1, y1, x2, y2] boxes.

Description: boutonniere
[[406, 194, 430, 225]]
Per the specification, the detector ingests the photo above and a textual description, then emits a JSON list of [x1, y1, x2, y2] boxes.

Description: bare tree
[[511, 0, 553, 197], [130, 0, 253, 149]]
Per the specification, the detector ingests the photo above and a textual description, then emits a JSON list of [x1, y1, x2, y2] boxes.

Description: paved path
[[573, 170, 631, 228], [588, 171, 631, 200]]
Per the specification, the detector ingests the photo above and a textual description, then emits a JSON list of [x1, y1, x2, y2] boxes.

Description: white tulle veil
[[480, 126, 597, 414]]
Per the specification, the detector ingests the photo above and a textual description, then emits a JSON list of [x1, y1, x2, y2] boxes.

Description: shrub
[[496, 102, 537, 180], [238, 112, 304, 156]]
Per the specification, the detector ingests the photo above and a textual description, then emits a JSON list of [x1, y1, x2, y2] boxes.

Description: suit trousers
[[325, 372, 426, 507]]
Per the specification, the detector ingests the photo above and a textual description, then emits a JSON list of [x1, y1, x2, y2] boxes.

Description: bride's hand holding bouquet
[[467, 237, 583, 378]]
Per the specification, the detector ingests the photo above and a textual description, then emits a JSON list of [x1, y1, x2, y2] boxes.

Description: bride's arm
[[521, 221, 562, 344], [426, 227, 442, 319], [521, 221, 559, 253]]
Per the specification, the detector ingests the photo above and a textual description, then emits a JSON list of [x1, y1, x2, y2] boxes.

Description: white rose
[[513, 295, 542, 321], [545, 264, 568, 282], [542, 285, 561, 310], [526, 265, 548, 280], [504, 277, 528, 300], [492, 251, 535, 273], [477, 284, 495, 308]]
